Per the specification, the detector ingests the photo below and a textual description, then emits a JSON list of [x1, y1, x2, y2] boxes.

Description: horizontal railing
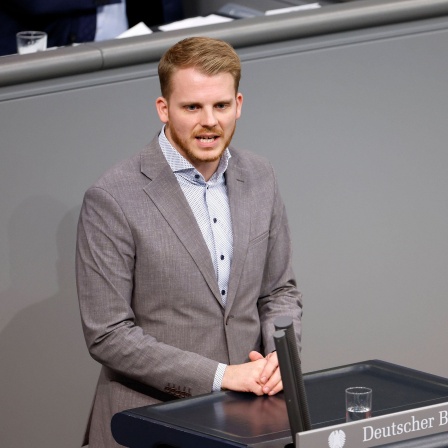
[[1, 0, 448, 87]]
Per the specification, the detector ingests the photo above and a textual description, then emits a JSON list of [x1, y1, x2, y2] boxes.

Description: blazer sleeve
[[257, 166, 303, 355], [76, 186, 219, 397]]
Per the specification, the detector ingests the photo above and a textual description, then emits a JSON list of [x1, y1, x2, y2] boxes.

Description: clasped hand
[[221, 351, 282, 396]]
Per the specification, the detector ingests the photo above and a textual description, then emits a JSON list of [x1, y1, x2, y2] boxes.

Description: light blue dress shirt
[[95, 0, 128, 41]]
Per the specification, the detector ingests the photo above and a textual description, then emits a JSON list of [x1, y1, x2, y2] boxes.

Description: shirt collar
[[159, 125, 231, 183]]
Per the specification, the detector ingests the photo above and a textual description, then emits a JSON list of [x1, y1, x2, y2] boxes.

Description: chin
[[200, 149, 226, 163], [189, 144, 225, 162]]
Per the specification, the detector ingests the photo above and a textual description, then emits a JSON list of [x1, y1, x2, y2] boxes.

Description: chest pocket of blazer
[[248, 230, 269, 249], [246, 231, 270, 274]]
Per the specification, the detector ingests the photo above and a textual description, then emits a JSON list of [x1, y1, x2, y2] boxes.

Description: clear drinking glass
[[345, 387, 372, 422], [16, 31, 47, 54]]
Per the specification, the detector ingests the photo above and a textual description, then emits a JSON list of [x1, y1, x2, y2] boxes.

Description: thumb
[[249, 351, 264, 362]]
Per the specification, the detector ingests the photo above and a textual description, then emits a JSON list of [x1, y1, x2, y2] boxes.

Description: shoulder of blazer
[[90, 134, 169, 190], [228, 146, 276, 183]]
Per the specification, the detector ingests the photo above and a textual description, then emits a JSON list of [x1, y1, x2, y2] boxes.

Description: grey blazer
[[76, 135, 302, 447]]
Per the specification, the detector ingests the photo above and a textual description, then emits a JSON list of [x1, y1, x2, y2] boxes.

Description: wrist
[[221, 364, 237, 391]]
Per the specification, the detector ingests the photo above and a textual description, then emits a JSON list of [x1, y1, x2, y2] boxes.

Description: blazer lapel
[[140, 138, 222, 304], [225, 153, 251, 315]]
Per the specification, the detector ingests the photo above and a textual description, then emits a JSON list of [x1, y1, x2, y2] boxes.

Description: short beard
[[168, 124, 236, 164]]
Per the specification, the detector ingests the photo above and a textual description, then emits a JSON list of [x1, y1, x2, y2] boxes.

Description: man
[[76, 36, 303, 447]]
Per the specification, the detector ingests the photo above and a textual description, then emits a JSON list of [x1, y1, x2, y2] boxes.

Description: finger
[[249, 351, 264, 362], [262, 367, 282, 394], [251, 382, 265, 396], [268, 379, 283, 396], [260, 353, 279, 384]]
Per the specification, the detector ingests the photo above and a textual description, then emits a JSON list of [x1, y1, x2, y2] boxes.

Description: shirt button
[[213, 218, 217, 223], [221, 290, 226, 295], [220, 255, 225, 260], [194, 174, 200, 179]]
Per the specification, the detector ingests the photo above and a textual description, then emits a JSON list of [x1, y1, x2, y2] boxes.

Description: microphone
[[274, 316, 311, 446]]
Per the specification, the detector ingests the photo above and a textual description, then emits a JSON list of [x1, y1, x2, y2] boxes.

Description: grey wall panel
[[0, 67, 162, 448], [0, 13, 447, 448], [234, 21, 448, 378]]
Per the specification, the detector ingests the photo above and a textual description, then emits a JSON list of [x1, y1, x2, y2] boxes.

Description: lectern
[[111, 360, 448, 447]]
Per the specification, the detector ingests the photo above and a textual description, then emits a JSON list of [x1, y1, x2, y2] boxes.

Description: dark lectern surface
[[112, 360, 448, 447]]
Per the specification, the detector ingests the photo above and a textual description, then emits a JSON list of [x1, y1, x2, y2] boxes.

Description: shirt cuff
[[212, 363, 227, 392]]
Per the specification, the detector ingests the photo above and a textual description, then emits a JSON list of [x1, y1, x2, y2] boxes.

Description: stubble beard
[[168, 124, 237, 165]]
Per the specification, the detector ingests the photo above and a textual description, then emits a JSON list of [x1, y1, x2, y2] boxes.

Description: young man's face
[[156, 67, 243, 180]]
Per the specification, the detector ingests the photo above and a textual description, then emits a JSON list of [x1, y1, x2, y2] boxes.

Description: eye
[[184, 104, 199, 111], [216, 103, 229, 110]]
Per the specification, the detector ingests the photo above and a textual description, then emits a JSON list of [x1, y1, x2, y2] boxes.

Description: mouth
[[195, 134, 220, 143], [195, 133, 221, 148]]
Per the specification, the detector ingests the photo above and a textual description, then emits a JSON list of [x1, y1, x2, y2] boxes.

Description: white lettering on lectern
[[440, 411, 448, 426], [363, 416, 435, 442]]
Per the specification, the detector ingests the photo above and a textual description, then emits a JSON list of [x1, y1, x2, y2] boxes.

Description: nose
[[200, 106, 218, 128]]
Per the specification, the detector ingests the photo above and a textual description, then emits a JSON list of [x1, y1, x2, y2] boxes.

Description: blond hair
[[158, 37, 241, 99]]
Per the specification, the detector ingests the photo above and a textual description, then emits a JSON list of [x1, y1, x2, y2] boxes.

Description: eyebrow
[[180, 99, 234, 106]]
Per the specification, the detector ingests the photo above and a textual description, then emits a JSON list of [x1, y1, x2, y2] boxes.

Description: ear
[[235, 92, 243, 120], [156, 96, 169, 123]]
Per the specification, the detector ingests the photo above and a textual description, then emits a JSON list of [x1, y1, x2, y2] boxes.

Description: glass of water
[[16, 31, 47, 55], [345, 387, 372, 422]]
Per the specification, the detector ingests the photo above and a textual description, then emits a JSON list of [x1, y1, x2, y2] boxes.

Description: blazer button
[[225, 315, 235, 325]]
